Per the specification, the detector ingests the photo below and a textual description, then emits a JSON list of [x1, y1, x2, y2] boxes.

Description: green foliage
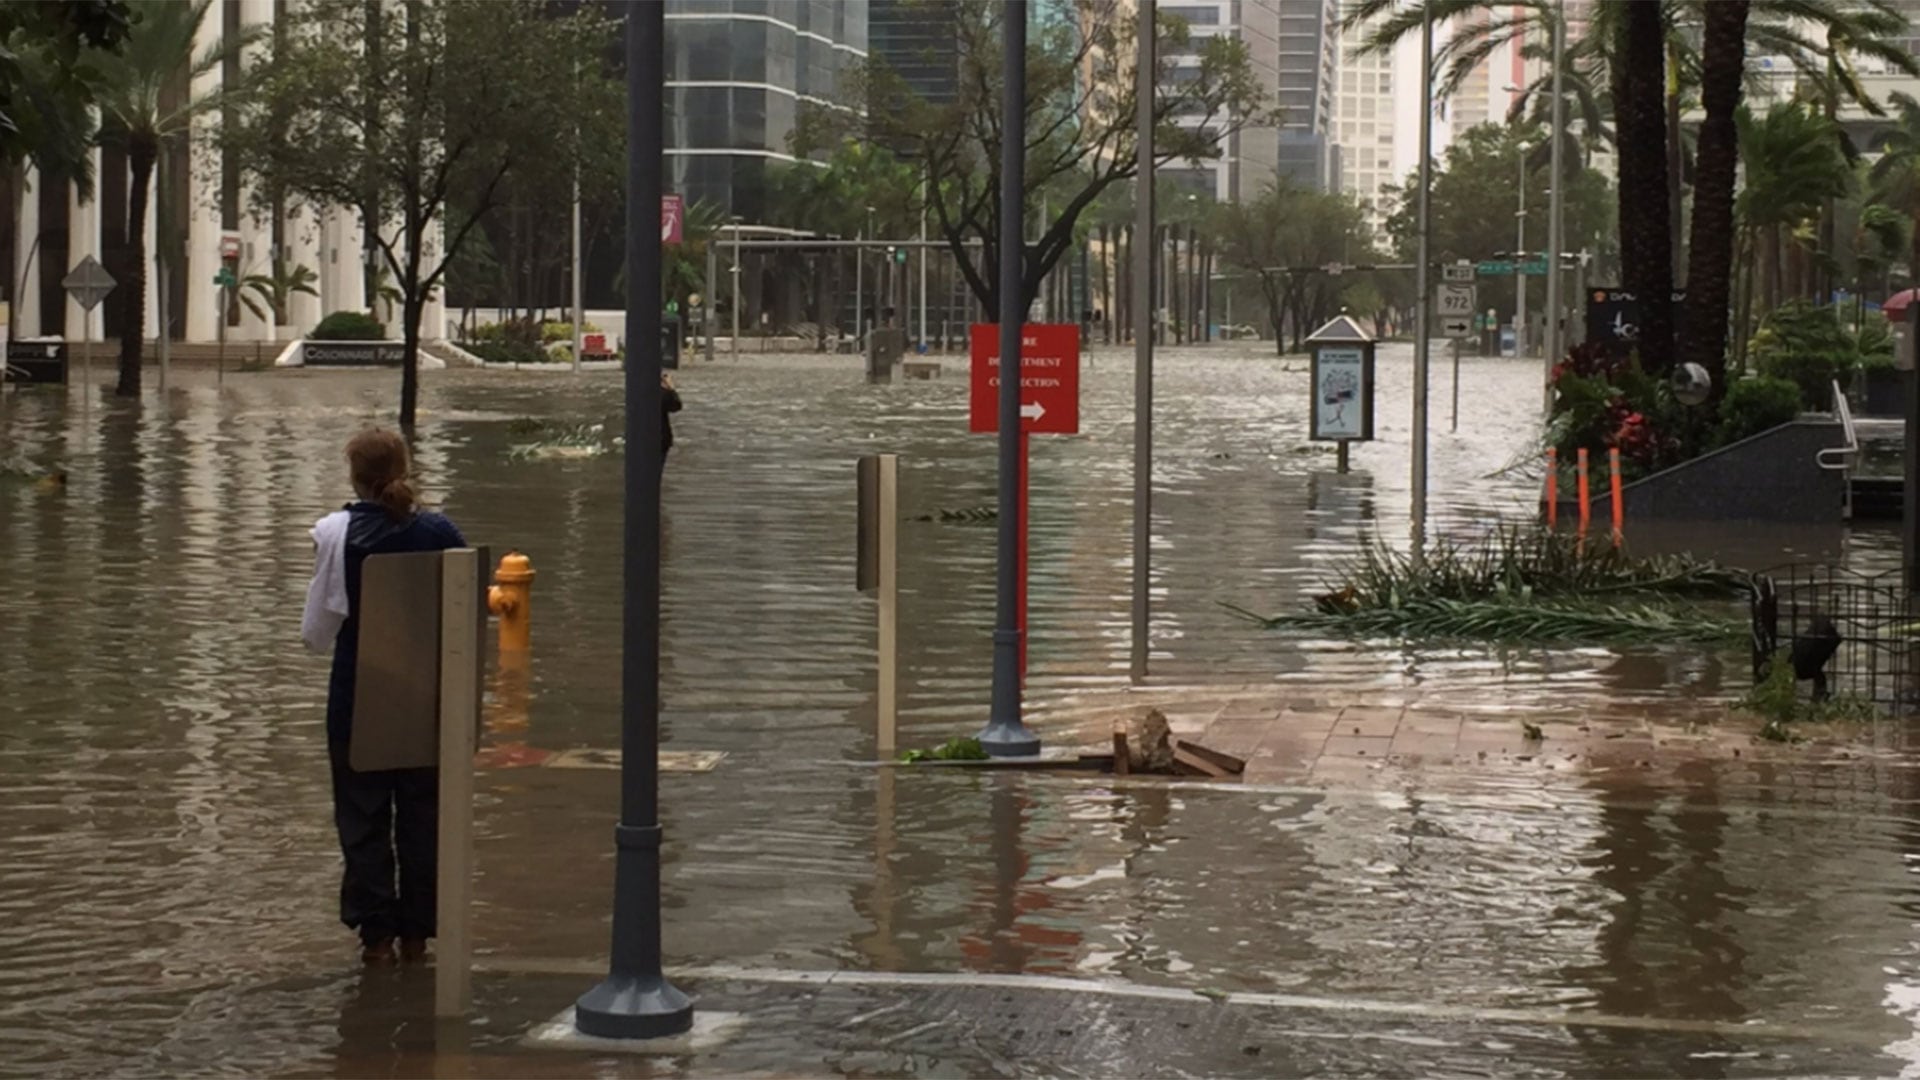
[[0, 0, 133, 188], [1232, 596, 1742, 646], [1212, 182, 1377, 350], [1546, 345, 1694, 476], [1740, 650, 1877, 739], [796, 0, 1273, 312], [310, 310, 386, 341], [1382, 123, 1616, 307], [1235, 526, 1745, 646], [900, 737, 989, 763], [1748, 301, 1865, 405], [539, 320, 602, 344], [1308, 525, 1745, 614], [1714, 376, 1803, 445], [240, 260, 320, 324], [220, 0, 616, 426]]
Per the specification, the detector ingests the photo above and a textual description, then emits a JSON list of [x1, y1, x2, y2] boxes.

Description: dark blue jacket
[[325, 502, 467, 744]]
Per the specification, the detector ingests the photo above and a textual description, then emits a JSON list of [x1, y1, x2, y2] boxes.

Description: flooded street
[[5, 343, 1920, 1076]]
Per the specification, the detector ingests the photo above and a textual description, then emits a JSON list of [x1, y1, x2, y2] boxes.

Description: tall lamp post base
[[575, 974, 694, 1039], [976, 630, 1041, 758]]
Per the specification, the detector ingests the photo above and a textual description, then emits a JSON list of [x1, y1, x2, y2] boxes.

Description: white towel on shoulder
[[302, 509, 352, 653]]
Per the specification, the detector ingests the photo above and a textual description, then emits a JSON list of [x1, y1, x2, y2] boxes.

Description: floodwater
[[2, 343, 1919, 1076]]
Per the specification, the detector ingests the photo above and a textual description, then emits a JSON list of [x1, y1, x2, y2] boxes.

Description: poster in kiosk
[[1306, 315, 1376, 448]]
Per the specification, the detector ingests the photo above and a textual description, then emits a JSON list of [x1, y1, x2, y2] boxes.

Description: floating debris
[[911, 506, 997, 524], [507, 422, 621, 461]]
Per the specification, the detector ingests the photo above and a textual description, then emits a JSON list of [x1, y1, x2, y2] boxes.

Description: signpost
[[1436, 284, 1475, 338], [1305, 315, 1376, 474], [213, 265, 238, 383], [970, 321, 1081, 683], [62, 255, 116, 406], [1442, 261, 1475, 284]]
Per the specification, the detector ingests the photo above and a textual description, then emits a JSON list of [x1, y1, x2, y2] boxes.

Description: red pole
[[1545, 448, 1558, 528], [1018, 429, 1029, 682], [1609, 447, 1624, 545], [1576, 448, 1590, 536]]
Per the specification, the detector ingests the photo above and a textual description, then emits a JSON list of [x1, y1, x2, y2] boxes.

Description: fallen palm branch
[[1224, 597, 1743, 646], [1315, 526, 1745, 614]]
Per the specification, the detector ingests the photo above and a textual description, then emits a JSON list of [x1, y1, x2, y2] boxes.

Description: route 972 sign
[[968, 324, 1080, 435]]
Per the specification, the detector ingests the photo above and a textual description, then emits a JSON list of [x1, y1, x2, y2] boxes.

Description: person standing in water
[[301, 429, 466, 964]]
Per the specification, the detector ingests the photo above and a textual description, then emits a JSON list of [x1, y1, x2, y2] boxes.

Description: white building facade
[[9, 0, 445, 349]]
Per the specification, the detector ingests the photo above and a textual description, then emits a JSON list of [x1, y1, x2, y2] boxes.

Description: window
[[1163, 5, 1221, 25]]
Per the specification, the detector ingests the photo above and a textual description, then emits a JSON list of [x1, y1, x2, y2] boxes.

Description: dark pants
[[327, 741, 438, 945]]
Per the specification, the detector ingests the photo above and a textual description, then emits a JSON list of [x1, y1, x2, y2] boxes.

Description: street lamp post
[[976, 0, 1040, 757], [730, 217, 742, 357], [1411, 7, 1434, 569], [1516, 145, 1528, 358], [572, 1, 693, 1040], [1130, 0, 1154, 681]]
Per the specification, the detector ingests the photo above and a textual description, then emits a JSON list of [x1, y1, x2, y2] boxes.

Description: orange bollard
[[1545, 448, 1559, 528], [1576, 449, 1590, 536], [1609, 447, 1624, 546]]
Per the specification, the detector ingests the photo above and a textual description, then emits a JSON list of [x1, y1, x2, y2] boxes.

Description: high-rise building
[[1160, 1, 1283, 201], [1335, 21, 1425, 237], [1276, 0, 1340, 191], [869, 0, 958, 105], [665, 0, 870, 222]]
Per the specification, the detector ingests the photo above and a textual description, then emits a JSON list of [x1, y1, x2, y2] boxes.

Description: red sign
[[662, 194, 684, 245], [582, 332, 609, 356], [968, 323, 1080, 435], [219, 234, 241, 260]]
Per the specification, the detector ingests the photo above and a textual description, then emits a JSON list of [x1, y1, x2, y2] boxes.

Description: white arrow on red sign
[[1020, 401, 1045, 422]]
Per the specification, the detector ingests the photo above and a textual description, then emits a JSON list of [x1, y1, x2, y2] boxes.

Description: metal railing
[[1816, 378, 1860, 471]]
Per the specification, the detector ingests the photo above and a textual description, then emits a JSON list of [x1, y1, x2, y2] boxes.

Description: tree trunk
[[1099, 225, 1112, 343], [400, 292, 422, 429], [1615, 1, 1674, 371], [1677, 0, 1748, 400], [1667, 43, 1685, 284], [116, 135, 158, 397]]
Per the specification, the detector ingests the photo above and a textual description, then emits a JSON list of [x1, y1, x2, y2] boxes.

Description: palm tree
[[89, 0, 252, 397], [1736, 103, 1853, 368], [1870, 94, 1920, 299], [1676, 0, 1749, 396]]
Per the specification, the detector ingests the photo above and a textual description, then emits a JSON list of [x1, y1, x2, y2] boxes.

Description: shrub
[[1715, 375, 1802, 446], [1749, 301, 1866, 406], [1760, 347, 1851, 406], [466, 317, 540, 348], [540, 319, 601, 344], [1858, 316, 1896, 370], [310, 311, 386, 341], [467, 341, 550, 365]]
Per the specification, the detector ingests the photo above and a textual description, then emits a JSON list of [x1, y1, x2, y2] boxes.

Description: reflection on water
[[2, 348, 1918, 1075]]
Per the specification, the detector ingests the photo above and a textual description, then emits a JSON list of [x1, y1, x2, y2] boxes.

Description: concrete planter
[[1542, 419, 1848, 527]]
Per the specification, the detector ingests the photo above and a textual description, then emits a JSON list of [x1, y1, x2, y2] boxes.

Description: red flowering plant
[[1546, 344, 1691, 481]]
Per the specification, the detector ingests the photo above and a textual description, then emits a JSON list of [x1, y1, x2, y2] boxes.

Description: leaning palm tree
[[89, 0, 253, 397]]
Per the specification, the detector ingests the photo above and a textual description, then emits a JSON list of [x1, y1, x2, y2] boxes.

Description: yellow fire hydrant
[[487, 551, 536, 652]]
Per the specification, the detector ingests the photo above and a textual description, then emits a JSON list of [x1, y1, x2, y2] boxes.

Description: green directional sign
[[213, 266, 238, 288], [1475, 259, 1548, 277], [893, 248, 908, 264]]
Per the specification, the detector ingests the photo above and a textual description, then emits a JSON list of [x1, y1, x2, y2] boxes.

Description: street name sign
[[968, 324, 1081, 435]]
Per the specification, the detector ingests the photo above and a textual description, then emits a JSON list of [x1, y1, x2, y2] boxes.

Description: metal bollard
[[486, 551, 536, 652]]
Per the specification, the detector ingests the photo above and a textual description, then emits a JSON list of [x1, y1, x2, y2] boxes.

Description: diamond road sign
[[62, 255, 116, 312]]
